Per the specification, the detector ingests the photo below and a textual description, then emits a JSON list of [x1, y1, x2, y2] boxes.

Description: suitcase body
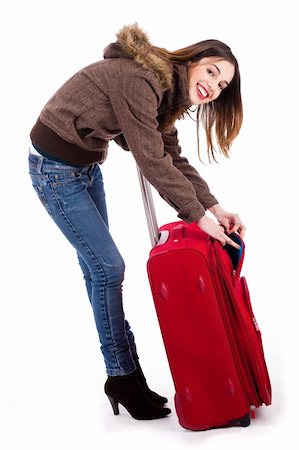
[[137, 165, 271, 430], [147, 221, 271, 430]]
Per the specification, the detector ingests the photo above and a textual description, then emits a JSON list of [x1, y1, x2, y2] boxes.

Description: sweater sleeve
[[109, 71, 206, 223], [162, 127, 219, 210]]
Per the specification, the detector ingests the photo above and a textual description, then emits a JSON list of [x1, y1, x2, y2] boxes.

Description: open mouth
[[196, 83, 209, 100]]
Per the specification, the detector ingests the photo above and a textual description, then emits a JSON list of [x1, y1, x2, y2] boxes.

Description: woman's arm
[[109, 70, 206, 223], [163, 128, 246, 247], [110, 69, 245, 247], [162, 127, 218, 210]]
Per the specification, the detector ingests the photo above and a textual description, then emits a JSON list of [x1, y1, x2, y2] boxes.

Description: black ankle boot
[[134, 358, 168, 405], [104, 370, 171, 420]]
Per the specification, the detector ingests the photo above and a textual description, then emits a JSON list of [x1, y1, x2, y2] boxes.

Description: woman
[[28, 23, 246, 421]]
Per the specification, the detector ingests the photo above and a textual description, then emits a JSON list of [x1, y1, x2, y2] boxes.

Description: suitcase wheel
[[240, 413, 251, 427]]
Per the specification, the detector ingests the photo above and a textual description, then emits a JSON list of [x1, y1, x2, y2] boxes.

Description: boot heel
[[104, 371, 171, 420], [107, 395, 120, 415]]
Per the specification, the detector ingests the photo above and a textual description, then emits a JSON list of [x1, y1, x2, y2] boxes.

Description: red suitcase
[[138, 167, 272, 431]]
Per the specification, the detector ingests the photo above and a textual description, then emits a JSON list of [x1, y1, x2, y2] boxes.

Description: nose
[[207, 80, 215, 92], [207, 80, 221, 98]]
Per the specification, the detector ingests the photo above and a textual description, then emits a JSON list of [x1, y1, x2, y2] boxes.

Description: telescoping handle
[[136, 164, 160, 247]]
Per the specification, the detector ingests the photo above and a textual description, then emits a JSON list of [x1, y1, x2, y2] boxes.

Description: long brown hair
[[151, 40, 243, 162]]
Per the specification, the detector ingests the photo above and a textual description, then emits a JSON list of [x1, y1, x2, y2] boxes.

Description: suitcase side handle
[[137, 164, 160, 247]]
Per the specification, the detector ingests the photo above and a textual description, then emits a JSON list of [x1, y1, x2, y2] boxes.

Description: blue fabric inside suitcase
[[224, 233, 244, 270]]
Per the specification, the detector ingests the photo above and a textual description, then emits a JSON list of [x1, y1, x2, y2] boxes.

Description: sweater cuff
[[177, 201, 205, 223], [203, 198, 219, 211]]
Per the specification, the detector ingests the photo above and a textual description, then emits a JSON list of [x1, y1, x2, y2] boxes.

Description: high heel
[[106, 395, 120, 415], [104, 370, 171, 420]]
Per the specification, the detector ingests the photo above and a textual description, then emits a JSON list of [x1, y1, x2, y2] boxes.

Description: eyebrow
[[212, 64, 229, 87]]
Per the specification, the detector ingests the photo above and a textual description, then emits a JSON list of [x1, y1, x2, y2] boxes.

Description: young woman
[[28, 23, 246, 421]]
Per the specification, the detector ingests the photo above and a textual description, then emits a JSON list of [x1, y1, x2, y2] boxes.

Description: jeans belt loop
[[36, 155, 44, 174]]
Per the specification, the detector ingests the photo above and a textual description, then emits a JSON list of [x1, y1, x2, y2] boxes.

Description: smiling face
[[187, 56, 235, 105]]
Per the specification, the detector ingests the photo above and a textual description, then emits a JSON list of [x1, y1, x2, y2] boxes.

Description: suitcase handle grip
[[171, 224, 186, 241]]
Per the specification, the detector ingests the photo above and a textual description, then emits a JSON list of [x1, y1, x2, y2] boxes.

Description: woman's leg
[[28, 153, 136, 376], [78, 256, 138, 359], [75, 170, 139, 360]]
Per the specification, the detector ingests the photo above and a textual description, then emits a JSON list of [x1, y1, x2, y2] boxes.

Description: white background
[[1, 0, 299, 449]]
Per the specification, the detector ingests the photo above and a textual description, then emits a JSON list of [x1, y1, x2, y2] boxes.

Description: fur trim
[[116, 23, 173, 91]]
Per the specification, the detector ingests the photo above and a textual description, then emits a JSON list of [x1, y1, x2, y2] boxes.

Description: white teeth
[[197, 84, 208, 97]]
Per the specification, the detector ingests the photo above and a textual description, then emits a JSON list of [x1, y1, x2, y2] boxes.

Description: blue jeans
[[28, 150, 138, 376]]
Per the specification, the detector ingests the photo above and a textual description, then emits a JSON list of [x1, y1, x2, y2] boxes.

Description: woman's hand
[[197, 215, 241, 249], [208, 204, 246, 238]]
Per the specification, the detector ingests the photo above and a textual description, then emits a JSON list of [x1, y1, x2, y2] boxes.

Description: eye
[[207, 68, 214, 76]]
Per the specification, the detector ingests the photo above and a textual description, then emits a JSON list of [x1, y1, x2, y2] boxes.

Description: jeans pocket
[[32, 184, 54, 219]]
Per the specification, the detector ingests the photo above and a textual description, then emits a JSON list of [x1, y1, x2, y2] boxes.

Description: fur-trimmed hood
[[103, 23, 173, 92]]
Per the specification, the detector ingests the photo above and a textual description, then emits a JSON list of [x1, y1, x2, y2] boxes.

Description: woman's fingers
[[226, 215, 246, 239], [221, 234, 241, 250], [197, 215, 242, 249], [216, 229, 240, 250], [238, 223, 246, 238], [224, 237, 241, 250]]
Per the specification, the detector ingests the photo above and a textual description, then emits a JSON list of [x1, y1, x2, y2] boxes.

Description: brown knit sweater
[[30, 24, 218, 223]]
